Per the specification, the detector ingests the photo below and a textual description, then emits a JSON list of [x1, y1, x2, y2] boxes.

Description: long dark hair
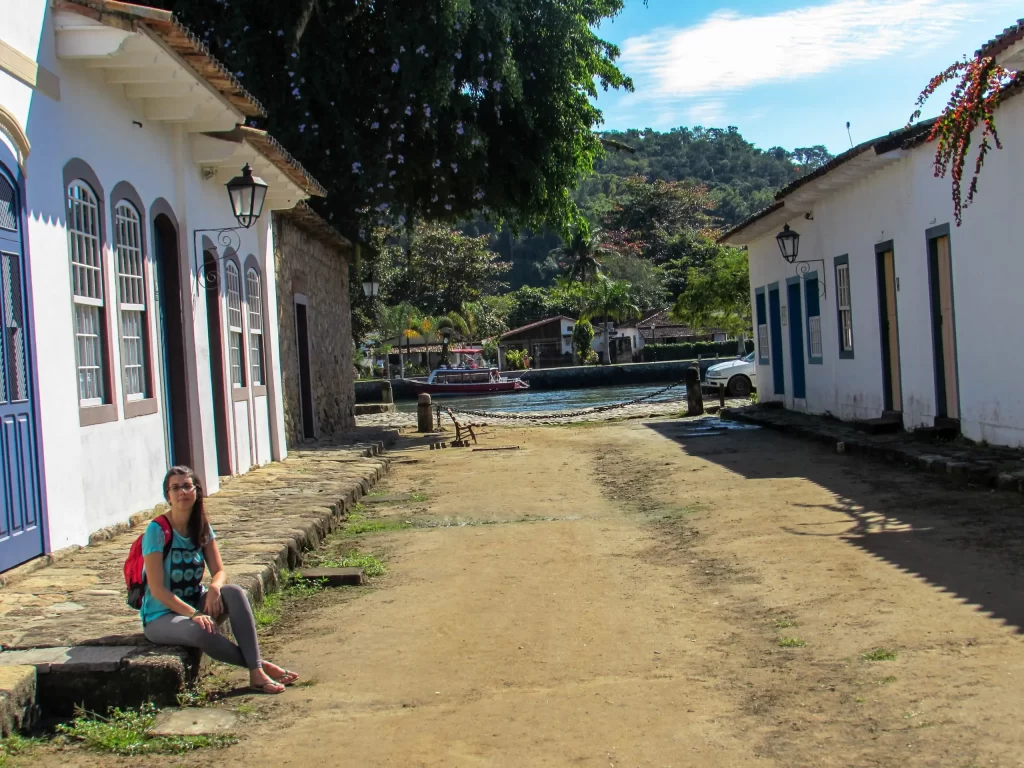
[[162, 466, 212, 548]]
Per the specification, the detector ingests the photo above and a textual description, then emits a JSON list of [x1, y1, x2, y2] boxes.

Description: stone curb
[[0, 665, 37, 736], [721, 408, 1024, 495]]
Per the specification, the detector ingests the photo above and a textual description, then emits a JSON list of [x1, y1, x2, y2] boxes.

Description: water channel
[[394, 383, 688, 415]]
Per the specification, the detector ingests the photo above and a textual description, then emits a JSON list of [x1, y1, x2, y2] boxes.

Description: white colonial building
[[0, 0, 324, 571], [722, 21, 1024, 449]]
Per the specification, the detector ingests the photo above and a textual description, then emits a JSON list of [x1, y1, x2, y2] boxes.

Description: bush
[[504, 349, 530, 370], [641, 340, 753, 362]]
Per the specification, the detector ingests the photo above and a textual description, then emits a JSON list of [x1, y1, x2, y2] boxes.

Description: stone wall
[[274, 207, 355, 445]]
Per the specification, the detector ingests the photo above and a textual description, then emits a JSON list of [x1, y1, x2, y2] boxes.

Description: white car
[[704, 352, 756, 397]]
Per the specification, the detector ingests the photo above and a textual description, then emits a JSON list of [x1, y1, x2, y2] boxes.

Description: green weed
[[254, 571, 328, 628], [315, 552, 386, 577], [862, 648, 898, 662], [0, 733, 41, 766], [778, 637, 806, 648], [235, 703, 257, 716], [774, 618, 798, 629], [56, 704, 236, 756], [294, 677, 320, 688], [342, 518, 412, 537], [175, 685, 209, 708]]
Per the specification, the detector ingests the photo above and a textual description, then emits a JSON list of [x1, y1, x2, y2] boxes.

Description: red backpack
[[124, 515, 173, 610]]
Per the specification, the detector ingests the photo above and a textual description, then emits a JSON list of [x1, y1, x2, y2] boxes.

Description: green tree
[[374, 302, 421, 377], [571, 318, 596, 364], [580, 275, 641, 364], [505, 286, 554, 329], [599, 252, 666, 312], [150, 0, 635, 239], [393, 223, 510, 314], [670, 247, 751, 339], [549, 226, 615, 282]]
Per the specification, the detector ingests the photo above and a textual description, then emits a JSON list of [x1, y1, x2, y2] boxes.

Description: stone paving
[[0, 433, 395, 724], [723, 405, 1024, 494]]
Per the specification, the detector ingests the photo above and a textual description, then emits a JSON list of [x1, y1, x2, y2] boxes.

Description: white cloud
[[620, 0, 1011, 99]]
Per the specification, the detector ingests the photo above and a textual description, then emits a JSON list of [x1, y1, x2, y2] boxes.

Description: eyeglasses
[[169, 484, 196, 494]]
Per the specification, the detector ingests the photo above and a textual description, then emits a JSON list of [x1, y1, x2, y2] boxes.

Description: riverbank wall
[[355, 358, 736, 403]]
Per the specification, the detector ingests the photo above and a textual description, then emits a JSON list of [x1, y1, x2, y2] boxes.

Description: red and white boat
[[410, 367, 529, 396]]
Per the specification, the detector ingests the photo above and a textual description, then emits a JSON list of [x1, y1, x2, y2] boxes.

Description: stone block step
[[294, 567, 367, 587], [0, 665, 37, 736], [363, 493, 412, 504], [149, 707, 239, 736], [0, 645, 197, 718]]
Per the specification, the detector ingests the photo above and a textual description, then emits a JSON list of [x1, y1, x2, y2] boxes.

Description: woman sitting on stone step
[[140, 465, 300, 694]]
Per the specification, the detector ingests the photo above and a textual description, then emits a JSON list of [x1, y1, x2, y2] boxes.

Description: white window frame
[[225, 261, 245, 388], [67, 180, 107, 406], [114, 200, 148, 401], [837, 263, 853, 352], [808, 315, 823, 358], [757, 323, 769, 360], [246, 266, 265, 387]]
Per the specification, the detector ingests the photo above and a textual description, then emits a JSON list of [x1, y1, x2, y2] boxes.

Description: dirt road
[[40, 418, 1024, 766]]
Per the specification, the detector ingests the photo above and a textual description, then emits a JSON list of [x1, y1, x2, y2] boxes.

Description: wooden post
[[417, 393, 433, 432], [719, 383, 726, 408], [685, 366, 704, 416]]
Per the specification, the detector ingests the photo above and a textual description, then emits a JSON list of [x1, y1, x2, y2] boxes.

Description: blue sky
[[592, 0, 1020, 154]]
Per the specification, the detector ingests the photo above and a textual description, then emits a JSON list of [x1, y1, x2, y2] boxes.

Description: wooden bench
[[445, 408, 487, 446]]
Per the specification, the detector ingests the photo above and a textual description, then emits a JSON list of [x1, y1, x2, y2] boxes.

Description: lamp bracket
[[790, 259, 827, 299], [192, 227, 244, 294]]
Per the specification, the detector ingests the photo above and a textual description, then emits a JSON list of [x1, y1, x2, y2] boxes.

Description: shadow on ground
[[645, 418, 1024, 634]]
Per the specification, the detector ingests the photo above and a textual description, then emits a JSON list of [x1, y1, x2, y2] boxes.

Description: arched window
[[245, 267, 265, 386], [114, 201, 148, 400], [67, 180, 107, 405], [225, 261, 245, 387]]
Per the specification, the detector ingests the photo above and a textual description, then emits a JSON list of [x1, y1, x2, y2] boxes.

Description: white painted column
[[259, 213, 288, 461]]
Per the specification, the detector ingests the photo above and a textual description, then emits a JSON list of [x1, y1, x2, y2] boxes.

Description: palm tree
[[375, 302, 420, 378], [550, 226, 614, 283], [580, 275, 641, 364]]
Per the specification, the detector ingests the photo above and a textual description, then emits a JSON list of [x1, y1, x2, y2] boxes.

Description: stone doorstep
[[723, 408, 1024, 495], [0, 645, 197, 719], [0, 665, 37, 736], [294, 567, 366, 587]]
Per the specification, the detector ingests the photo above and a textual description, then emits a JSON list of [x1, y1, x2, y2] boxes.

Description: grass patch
[[315, 552, 386, 578], [774, 618, 799, 629], [176, 685, 209, 709], [254, 571, 328, 629], [342, 517, 413, 537], [56, 704, 236, 756], [862, 648, 898, 662], [0, 733, 42, 767], [235, 703, 257, 716], [778, 637, 807, 648], [410, 492, 428, 503]]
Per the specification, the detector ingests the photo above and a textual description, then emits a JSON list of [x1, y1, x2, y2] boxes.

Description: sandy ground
[[26, 417, 1024, 767]]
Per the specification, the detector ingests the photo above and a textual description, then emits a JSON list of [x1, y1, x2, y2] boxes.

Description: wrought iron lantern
[[776, 224, 800, 263], [362, 277, 380, 299], [225, 164, 268, 229]]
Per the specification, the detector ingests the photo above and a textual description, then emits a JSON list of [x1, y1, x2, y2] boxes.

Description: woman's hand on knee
[[192, 614, 216, 633], [205, 585, 223, 619]]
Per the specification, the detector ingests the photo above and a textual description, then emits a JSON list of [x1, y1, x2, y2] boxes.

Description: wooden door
[[876, 250, 902, 412], [0, 160, 44, 571], [928, 235, 959, 420]]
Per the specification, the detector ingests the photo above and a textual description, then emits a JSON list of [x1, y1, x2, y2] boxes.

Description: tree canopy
[[152, 0, 635, 240]]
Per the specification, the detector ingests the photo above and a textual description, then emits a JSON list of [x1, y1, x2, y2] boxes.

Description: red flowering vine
[[911, 55, 1018, 225]]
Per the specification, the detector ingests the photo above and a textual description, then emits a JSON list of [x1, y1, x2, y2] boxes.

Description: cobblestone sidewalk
[[723, 405, 1024, 494], [0, 436, 393, 725]]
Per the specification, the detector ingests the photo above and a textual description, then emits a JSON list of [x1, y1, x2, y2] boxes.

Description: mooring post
[[381, 380, 393, 404], [685, 366, 704, 416], [417, 393, 433, 432]]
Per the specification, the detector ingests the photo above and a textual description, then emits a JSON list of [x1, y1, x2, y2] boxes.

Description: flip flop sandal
[[272, 670, 299, 686], [249, 681, 286, 695]]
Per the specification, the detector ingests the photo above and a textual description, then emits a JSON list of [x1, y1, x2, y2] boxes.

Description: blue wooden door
[[787, 281, 806, 399], [0, 160, 44, 571], [768, 286, 785, 396]]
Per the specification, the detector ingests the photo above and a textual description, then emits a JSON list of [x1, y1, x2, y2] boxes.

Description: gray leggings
[[143, 584, 262, 670]]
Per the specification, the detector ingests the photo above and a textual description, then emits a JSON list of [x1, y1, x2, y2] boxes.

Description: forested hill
[[586, 127, 832, 226], [495, 126, 833, 290]]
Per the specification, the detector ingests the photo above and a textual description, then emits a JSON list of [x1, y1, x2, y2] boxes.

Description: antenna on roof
[[846, 121, 854, 148]]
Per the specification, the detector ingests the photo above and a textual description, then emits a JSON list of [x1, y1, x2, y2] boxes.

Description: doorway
[[875, 244, 902, 413], [0, 158, 44, 571], [927, 229, 959, 422], [768, 284, 785, 396], [153, 214, 192, 469], [787, 279, 806, 400], [295, 301, 315, 440], [203, 252, 232, 475]]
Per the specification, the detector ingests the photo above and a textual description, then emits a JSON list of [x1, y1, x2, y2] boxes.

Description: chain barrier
[[442, 379, 688, 422]]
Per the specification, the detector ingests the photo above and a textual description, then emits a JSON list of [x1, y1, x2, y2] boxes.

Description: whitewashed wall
[[1, 2, 289, 550], [747, 95, 1024, 447]]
